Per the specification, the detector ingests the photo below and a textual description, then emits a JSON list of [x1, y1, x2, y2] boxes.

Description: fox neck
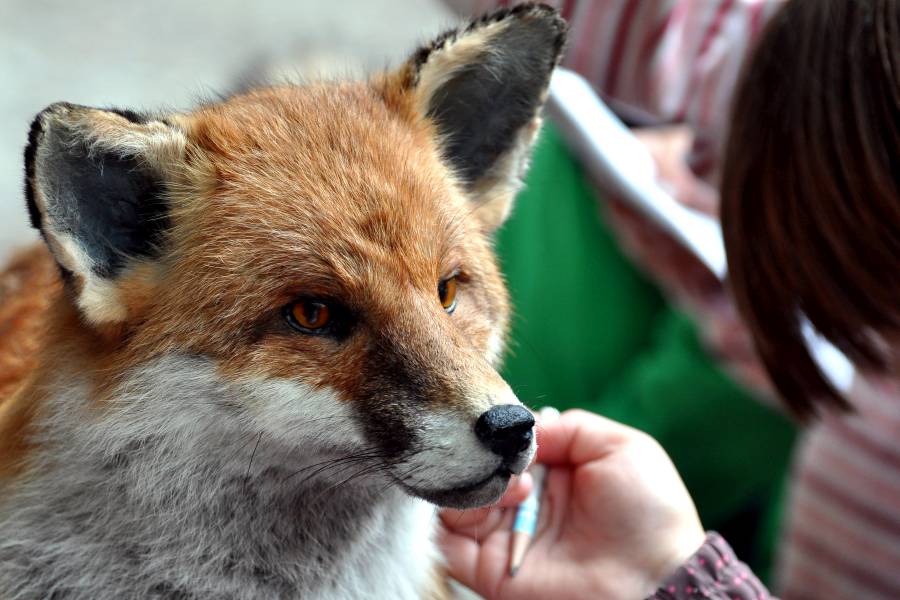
[[0, 354, 437, 599]]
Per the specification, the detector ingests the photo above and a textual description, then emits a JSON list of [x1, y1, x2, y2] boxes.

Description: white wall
[[0, 0, 456, 258]]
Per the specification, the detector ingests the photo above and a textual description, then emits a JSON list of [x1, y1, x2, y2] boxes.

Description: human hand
[[438, 410, 706, 600], [633, 125, 717, 216]]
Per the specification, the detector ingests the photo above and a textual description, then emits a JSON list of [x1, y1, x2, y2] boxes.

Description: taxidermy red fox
[[0, 4, 566, 598]]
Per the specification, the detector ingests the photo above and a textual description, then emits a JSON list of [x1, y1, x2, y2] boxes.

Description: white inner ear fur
[[78, 112, 187, 173], [471, 116, 543, 231], [78, 271, 129, 324], [40, 210, 128, 324]]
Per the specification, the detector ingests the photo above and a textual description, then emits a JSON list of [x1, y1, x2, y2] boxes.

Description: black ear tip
[[34, 102, 80, 125], [412, 3, 567, 79], [107, 108, 149, 124], [507, 2, 568, 30], [23, 107, 51, 231], [481, 2, 569, 55]]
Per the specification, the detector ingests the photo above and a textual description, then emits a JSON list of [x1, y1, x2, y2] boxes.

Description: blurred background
[[0, 0, 455, 257]]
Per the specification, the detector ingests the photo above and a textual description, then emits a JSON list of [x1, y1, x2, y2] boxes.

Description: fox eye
[[286, 300, 332, 333], [438, 276, 458, 313]]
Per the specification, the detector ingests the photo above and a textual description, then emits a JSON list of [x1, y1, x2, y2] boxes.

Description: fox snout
[[376, 361, 537, 509], [474, 404, 535, 469]]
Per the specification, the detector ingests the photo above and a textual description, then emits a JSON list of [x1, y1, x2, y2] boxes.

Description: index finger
[[536, 409, 640, 467]]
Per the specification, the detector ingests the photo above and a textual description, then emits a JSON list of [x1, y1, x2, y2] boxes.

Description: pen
[[509, 406, 559, 576]]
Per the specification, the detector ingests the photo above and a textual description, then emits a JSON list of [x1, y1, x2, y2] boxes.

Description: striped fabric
[[444, 2, 900, 598], [778, 378, 900, 599]]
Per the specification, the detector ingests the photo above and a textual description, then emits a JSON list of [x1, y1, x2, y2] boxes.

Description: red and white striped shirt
[[780, 377, 900, 599], [448, 2, 900, 598]]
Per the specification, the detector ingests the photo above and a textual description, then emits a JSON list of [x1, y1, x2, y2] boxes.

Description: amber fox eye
[[438, 276, 458, 313], [286, 300, 332, 333]]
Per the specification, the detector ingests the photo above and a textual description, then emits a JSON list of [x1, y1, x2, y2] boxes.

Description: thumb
[[437, 526, 483, 594], [439, 472, 532, 533]]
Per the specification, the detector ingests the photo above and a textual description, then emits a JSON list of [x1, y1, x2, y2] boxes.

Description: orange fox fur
[[0, 246, 58, 479]]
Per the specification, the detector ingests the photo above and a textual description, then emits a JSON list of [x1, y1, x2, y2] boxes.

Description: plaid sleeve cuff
[[646, 532, 774, 600]]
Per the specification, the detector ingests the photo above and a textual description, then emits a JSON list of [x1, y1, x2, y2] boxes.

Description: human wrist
[[640, 524, 707, 596], [647, 532, 771, 600]]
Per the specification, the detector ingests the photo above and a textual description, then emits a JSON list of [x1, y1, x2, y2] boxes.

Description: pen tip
[[509, 565, 519, 577]]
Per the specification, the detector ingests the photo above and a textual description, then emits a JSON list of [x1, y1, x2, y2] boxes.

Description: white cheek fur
[[392, 409, 499, 490], [238, 377, 368, 451], [0, 354, 436, 600]]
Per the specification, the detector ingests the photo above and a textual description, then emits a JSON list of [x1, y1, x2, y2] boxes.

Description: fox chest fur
[[0, 5, 566, 599]]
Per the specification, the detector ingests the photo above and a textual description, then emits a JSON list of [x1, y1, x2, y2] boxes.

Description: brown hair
[[721, 0, 900, 418]]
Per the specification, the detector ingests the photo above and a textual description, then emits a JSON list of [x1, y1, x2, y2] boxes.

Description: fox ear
[[24, 103, 186, 324], [397, 4, 566, 230]]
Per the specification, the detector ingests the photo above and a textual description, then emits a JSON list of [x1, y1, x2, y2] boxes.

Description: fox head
[[22, 5, 565, 509]]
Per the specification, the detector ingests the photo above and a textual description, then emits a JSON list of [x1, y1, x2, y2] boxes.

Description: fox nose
[[474, 405, 535, 462]]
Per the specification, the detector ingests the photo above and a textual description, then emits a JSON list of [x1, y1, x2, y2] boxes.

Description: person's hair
[[720, 0, 900, 418]]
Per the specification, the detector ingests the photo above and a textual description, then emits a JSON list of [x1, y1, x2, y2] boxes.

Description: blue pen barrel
[[508, 407, 557, 575], [513, 490, 540, 534]]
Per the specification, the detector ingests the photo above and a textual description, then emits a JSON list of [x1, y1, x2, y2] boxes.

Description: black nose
[[474, 405, 535, 462]]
